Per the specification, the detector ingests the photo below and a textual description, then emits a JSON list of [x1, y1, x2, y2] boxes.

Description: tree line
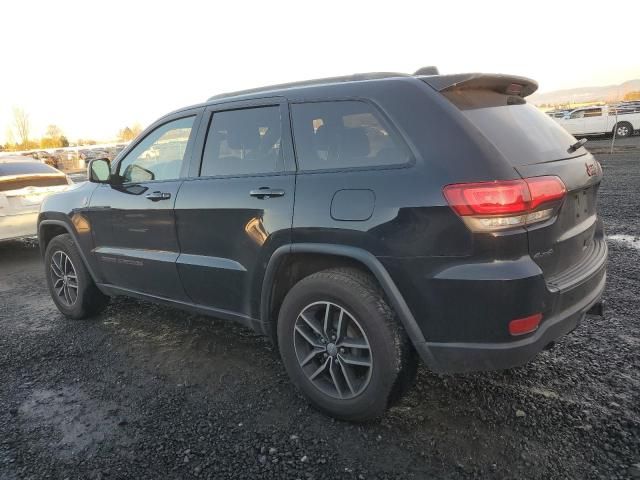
[[2, 107, 142, 152]]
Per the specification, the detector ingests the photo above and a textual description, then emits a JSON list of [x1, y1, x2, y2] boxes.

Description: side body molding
[[260, 243, 437, 367]]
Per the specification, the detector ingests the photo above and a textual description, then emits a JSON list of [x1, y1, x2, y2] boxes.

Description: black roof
[[205, 71, 538, 104], [206, 72, 411, 102]]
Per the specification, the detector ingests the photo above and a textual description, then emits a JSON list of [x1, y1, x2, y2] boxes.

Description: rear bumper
[[416, 269, 606, 373], [0, 213, 38, 241]]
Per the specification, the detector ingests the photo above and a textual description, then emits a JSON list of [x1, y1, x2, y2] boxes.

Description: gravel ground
[[1, 144, 639, 479]]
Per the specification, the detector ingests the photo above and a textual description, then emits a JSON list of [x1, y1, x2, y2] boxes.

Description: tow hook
[[586, 300, 605, 318]]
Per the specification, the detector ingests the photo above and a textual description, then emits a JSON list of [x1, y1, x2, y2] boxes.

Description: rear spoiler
[[420, 73, 538, 98]]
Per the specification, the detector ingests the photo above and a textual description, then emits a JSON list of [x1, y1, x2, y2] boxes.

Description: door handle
[[249, 187, 285, 199], [145, 191, 172, 201]]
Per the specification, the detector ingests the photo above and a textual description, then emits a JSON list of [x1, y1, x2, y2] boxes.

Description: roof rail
[[206, 71, 411, 102]]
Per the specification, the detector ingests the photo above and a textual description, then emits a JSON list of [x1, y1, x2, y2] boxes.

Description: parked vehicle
[[0, 156, 72, 241], [553, 103, 639, 137], [38, 70, 607, 421]]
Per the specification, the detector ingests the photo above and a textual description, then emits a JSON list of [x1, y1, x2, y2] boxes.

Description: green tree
[[59, 136, 69, 147]]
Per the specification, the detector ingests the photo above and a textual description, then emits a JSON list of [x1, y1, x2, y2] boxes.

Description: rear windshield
[[0, 161, 60, 176], [0, 161, 66, 192], [0, 176, 68, 192], [443, 89, 582, 166]]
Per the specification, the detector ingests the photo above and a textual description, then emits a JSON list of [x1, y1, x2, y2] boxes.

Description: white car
[[553, 104, 640, 138], [0, 156, 73, 241]]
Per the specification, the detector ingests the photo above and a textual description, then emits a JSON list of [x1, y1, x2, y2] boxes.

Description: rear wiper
[[568, 138, 587, 153]]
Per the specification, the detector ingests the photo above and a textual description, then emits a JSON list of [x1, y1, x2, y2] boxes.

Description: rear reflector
[[509, 313, 542, 336], [443, 176, 566, 232]]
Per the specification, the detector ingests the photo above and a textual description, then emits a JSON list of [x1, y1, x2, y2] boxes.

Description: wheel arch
[[260, 243, 430, 358], [38, 219, 100, 283]]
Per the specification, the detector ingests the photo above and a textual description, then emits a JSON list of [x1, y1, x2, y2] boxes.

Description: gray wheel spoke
[[335, 309, 345, 342], [300, 348, 323, 367], [328, 358, 343, 399], [63, 285, 72, 304], [53, 278, 64, 289], [294, 325, 323, 349], [299, 312, 323, 338], [337, 337, 369, 349], [336, 357, 356, 396], [53, 253, 63, 271], [338, 353, 371, 368], [323, 303, 331, 336], [50, 263, 63, 277], [309, 357, 330, 380]]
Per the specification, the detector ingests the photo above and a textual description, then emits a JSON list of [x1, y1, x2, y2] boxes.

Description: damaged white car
[[0, 156, 73, 241]]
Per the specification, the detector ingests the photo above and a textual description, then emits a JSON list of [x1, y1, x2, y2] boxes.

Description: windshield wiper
[[568, 138, 587, 153]]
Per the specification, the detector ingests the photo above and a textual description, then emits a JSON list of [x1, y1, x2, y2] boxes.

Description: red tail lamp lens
[[442, 176, 566, 232], [508, 313, 542, 336], [526, 176, 566, 210], [443, 180, 530, 216]]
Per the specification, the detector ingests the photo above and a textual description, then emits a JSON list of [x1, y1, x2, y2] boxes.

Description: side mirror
[[88, 158, 111, 183]]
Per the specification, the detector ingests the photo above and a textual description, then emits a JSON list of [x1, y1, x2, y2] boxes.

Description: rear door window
[[290, 101, 410, 171], [200, 106, 282, 177]]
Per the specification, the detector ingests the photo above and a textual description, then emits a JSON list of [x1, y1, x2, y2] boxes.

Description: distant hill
[[529, 79, 640, 107]]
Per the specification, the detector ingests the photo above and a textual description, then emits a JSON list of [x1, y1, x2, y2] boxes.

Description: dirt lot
[[1, 140, 639, 480]]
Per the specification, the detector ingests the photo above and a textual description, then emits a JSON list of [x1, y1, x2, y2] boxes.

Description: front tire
[[277, 268, 417, 421], [614, 122, 633, 138], [44, 233, 109, 319]]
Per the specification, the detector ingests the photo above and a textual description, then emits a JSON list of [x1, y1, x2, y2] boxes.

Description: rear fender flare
[[260, 243, 435, 363]]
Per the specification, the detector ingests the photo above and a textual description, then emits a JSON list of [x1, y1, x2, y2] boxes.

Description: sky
[[1, 0, 639, 144]]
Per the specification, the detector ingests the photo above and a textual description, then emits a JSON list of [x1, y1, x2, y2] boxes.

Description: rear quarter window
[[290, 101, 410, 171]]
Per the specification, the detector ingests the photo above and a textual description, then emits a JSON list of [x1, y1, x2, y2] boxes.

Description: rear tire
[[277, 268, 417, 421], [44, 233, 109, 319], [614, 122, 633, 138]]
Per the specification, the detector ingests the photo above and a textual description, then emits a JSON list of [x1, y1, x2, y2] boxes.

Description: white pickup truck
[[553, 104, 640, 137]]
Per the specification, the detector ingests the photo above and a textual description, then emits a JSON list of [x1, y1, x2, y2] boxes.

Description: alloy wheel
[[50, 251, 79, 306], [617, 125, 630, 137], [293, 301, 373, 399]]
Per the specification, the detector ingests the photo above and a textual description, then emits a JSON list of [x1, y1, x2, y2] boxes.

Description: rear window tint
[[0, 161, 60, 176], [290, 101, 410, 171], [443, 89, 582, 166]]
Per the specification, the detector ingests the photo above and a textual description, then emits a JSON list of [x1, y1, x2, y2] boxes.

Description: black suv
[[38, 70, 607, 421]]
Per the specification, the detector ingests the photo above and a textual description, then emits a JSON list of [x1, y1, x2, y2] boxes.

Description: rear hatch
[[424, 74, 604, 285]]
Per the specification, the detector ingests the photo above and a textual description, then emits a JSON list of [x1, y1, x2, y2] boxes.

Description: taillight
[[443, 176, 566, 232]]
